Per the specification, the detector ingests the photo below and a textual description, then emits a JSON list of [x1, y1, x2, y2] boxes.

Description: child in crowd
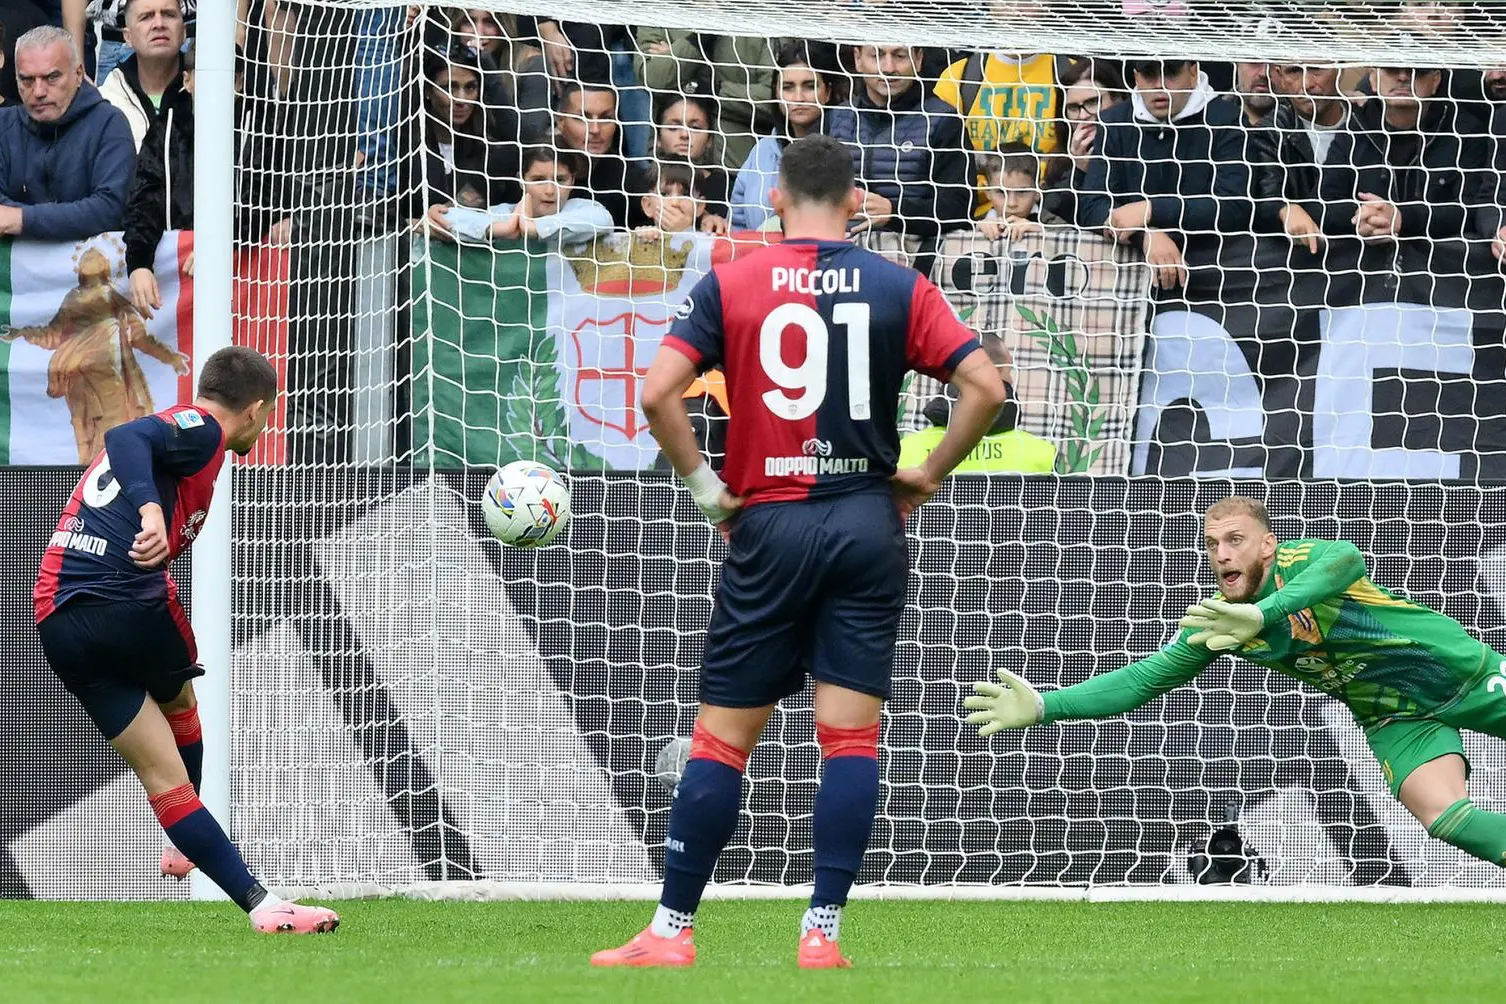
[[634, 162, 706, 240], [433, 146, 612, 246], [976, 144, 1063, 241]]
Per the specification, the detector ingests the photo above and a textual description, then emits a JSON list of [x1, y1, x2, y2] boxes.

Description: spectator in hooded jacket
[[98, 0, 186, 150], [0, 25, 134, 241], [1078, 58, 1251, 293], [125, 39, 191, 318], [825, 44, 970, 238], [729, 41, 831, 232]]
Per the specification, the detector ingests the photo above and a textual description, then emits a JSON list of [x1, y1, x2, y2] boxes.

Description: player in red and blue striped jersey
[[592, 135, 1006, 969], [33, 346, 339, 935]]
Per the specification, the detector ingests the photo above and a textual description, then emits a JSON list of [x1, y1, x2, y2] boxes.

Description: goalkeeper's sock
[[165, 707, 204, 792], [655, 721, 747, 930], [1427, 797, 1506, 867], [149, 783, 268, 911], [809, 722, 880, 924]]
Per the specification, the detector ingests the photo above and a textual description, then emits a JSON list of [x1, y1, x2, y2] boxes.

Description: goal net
[[229, 0, 1506, 898], [12, 0, 1506, 901]]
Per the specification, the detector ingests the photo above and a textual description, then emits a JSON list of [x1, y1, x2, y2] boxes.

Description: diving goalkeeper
[[965, 496, 1506, 867]]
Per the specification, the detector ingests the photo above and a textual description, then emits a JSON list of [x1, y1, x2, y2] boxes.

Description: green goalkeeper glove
[[963, 669, 1044, 737], [1179, 598, 1264, 652]]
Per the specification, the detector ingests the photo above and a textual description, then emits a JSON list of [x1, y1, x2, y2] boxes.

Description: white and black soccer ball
[[481, 460, 571, 547]]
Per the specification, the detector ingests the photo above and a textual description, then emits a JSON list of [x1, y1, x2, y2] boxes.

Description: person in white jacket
[[96, 0, 186, 150], [429, 146, 614, 247]]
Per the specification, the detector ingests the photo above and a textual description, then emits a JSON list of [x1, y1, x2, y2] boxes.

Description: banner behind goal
[[9, 0, 1506, 900]]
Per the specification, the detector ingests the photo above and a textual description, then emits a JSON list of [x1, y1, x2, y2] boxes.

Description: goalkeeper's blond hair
[[1205, 497, 1270, 530]]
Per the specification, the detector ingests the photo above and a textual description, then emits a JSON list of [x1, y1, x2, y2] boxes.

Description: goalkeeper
[[965, 496, 1506, 867]]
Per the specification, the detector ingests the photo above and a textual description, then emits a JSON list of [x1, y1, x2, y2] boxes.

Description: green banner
[[412, 237, 595, 470]]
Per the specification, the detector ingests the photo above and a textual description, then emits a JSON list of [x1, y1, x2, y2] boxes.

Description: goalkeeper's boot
[[250, 901, 340, 935], [160, 846, 196, 880], [590, 926, 696, 967], [797, 929, 851, 969]]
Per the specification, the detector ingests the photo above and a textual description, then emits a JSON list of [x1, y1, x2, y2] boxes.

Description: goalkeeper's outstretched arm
[[965, 639, 1216, 735]]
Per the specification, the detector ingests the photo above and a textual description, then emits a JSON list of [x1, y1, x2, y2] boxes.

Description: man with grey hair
[[0, 25, 134, 241]]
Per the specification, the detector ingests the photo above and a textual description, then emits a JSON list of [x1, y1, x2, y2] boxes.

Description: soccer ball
[[481, 460, 571, 547]]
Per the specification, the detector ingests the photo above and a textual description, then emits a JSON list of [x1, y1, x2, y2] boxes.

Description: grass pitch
[[2, 898, 1502, 1003]]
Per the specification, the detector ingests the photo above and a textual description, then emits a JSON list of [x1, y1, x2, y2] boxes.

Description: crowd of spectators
[[0, 0, 1504, 469], [345, 5, 1506, 310], [1, 2, 1501, 292]]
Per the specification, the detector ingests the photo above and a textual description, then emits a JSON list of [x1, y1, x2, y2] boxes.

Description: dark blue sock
[[811, 754, 879, 909], [660, 756, 744, 914], [151, 785, 266, 912]]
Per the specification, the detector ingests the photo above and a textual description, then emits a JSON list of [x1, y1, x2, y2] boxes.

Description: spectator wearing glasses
[[1045, 57, 1126, 227], [825, 43, 970, 238], [1078, 58, 1250, 294], [1317, 65, 1497, 305], [728, 41, 831, 232]]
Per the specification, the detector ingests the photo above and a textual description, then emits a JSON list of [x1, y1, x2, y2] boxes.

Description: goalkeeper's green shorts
[[1364, 660, 1506, 797]]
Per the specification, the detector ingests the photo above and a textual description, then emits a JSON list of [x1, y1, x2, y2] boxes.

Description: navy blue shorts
[[37, 598, 203, 740], [700, 488, 908, 708]]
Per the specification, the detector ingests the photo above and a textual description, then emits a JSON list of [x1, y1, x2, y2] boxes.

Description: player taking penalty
[[966, 496, 1506, 870], [33, 346, 339, 934], [591, 134, 1005, 969]]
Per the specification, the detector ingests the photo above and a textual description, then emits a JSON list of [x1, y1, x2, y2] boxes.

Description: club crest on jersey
[[674, 298, 694, 320], [174, 409, 204, 430], [1288, 607, 1323, 645]]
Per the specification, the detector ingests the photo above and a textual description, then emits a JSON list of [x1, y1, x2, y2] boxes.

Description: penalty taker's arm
[[1253, 540, 1367, 627]]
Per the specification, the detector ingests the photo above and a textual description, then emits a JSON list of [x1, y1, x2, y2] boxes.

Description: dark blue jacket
[[0, 81, 136, 241], [1078, 93, 1252, 243], [825, 82, 971, 237]]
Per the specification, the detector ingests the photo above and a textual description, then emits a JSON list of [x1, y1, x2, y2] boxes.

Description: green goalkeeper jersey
[[1042, 539, 1500, 727]]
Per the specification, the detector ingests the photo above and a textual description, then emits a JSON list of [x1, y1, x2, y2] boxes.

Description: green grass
[[2, 899, 1504, 1003]]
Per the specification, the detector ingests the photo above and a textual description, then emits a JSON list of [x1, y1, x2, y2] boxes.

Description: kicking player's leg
[[110, 695, 339, 932], [156, 683, 201, 879], [158, 682, 203, 792], [1366, 716, 1506, 867], [801, 489, 907, 969]]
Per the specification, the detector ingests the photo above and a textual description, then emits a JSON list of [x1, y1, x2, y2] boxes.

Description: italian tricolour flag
[[0, 232, 291, 465]]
